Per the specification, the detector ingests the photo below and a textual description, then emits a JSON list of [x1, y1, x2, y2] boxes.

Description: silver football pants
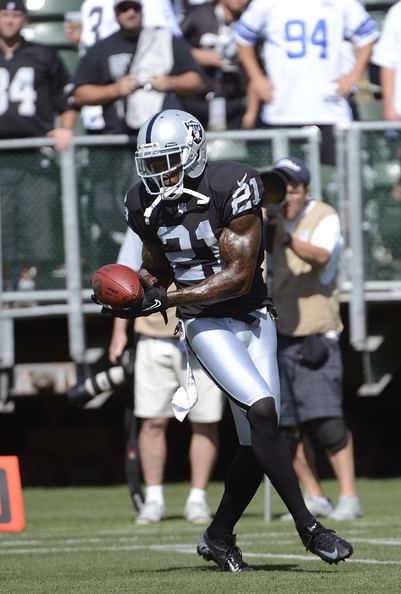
[[184, 308, 280, 445]]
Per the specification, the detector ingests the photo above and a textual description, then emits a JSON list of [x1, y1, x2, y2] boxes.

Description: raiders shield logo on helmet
[[185, 119, 203, 145]]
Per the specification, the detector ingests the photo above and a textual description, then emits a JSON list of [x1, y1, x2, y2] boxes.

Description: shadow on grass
[[197, 564, 335, 574], [130, 563, 330, 574]]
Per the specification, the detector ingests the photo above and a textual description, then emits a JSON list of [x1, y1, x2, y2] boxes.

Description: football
[[92, 264, 144, 308]]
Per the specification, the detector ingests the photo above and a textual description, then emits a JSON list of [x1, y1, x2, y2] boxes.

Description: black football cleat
[[299, 520, 354, 564], [197, 530, 250, 573]]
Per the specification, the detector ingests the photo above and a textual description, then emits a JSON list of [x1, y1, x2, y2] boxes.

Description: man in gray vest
[[267, 156, 362, 521], [73, 0, 203, 135]]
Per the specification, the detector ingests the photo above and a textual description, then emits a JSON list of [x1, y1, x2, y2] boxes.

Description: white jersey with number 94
[[236, 0, 378, 125]]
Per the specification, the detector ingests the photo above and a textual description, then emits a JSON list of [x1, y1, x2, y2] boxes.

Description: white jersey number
[[158, 221, 221, 282], [0, 67, 37, 116], [231, 176, 260, 216], [84, 7, 103, 48]]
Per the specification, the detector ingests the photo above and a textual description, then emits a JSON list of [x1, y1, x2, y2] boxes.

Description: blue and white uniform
[[235, 0, 379, 125]]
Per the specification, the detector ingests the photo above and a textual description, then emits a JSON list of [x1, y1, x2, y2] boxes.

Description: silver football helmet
[[135, 109, 207, 199]]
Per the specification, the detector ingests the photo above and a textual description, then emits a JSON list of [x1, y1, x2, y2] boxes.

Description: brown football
[[92, 264, 144, 308]]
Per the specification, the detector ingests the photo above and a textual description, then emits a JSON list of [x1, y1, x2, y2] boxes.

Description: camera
[[259, 169, 288, 212], [67, 348, 135, 406]]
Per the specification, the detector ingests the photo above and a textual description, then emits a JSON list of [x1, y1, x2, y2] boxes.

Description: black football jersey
[[73, 30, 202, 134], [180, 4, 247, 99], [0, 40, 71, 139], [124, 161, 270, 319]]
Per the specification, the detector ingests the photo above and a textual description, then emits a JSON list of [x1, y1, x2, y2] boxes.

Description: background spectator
[[73, 0, 203, 136], [266, 156, 362, 520], [78, 0, 119, 133], [0, 0, 76, 289], [235, 0, 379, 165], [181, 0, 258, 130], [108, 229, 225, 525], [371, 0, 401, 122], [0, 0, 75, 145], [78, 0, 182, 133]]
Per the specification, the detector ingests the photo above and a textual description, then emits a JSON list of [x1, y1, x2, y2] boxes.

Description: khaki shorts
[[134, 335, 225, 423]]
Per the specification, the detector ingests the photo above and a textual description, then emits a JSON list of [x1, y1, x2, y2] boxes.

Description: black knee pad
[[280, 427, 301, 459], [305, 417, 348, 454], [247, 397, 278, 436]]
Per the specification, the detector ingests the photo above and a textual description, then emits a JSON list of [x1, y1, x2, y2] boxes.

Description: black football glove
[[92, 276, 169, 324]]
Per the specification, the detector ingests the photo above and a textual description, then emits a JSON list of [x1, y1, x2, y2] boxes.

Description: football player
[[95, 108, 354, 571]]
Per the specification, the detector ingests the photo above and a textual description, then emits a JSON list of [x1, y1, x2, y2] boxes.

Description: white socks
[[186, 487, 207, 504], [145, 485, 164, 505], [145, 485, 207, 506]]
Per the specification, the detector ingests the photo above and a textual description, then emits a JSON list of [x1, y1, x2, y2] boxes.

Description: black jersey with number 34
[[124, 161, 270, 319], [0, 40, 71, 139]]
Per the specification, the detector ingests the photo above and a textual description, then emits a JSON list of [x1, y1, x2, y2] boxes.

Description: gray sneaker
[[280, 495, 334, 521], [329, 496, 363, 520], [184, 500, 211, 524], [305, 495, 334, 517], [135, 501, 166, 525]]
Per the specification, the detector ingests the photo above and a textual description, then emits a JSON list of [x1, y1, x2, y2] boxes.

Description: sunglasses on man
[[116, 2, 142, 14]]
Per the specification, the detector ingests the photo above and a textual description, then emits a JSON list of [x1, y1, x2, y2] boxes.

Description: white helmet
[[135, 109, 207, 199]]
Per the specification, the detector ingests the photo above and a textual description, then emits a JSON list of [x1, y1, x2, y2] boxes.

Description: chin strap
[[143, 185, 210, 225], [144, 185, 185, 224], [144, 195, 162, 225], [182, 188, 210, 204]]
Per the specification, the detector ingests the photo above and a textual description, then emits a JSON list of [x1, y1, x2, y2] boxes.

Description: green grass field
[[1, 478, 401, 593]]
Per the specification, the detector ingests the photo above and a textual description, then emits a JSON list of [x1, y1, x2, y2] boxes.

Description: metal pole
[[59, 145, 87, 364], [0, 163, 15, 407], [272, 132, 289, 162], [336, 124, 351, 291], [347, 127, 367, 351], [308, 127, 322, 200], [263, 475, 271, 523]]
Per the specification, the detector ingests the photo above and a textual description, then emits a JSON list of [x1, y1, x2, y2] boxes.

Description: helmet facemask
[[135, 143, 189, 199]]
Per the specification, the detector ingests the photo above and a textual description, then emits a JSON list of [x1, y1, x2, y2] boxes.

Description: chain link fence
[[360, 129, 401, 281]]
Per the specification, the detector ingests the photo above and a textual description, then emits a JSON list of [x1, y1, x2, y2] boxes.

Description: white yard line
[[350, 538, 401, 545], [1, 542, 401, 565]]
